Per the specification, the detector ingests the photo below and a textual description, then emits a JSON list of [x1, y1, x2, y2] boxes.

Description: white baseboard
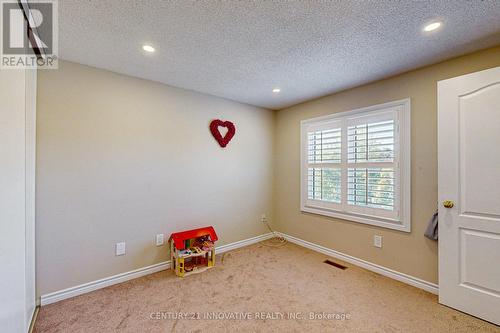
[[40, 232, 274, 306], [277, 232, 439, 295], [216, 232, 274, 254], [40, 261, 170, 305]]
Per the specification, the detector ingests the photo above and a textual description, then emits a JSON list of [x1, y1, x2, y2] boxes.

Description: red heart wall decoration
[[210, 119, 236, 148]]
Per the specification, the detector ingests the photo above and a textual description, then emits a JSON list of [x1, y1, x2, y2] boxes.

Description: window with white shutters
[[301, 99, 411, 232], [307, 125, 342, 206]]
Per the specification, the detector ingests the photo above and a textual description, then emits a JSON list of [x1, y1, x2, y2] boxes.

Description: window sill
[[301, 205, 411, 232]]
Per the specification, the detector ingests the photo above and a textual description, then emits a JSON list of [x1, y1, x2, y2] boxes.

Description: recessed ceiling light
[[272, 88, 281, 93], [142, 45, 155, 53], [423, 22, 442, 32]]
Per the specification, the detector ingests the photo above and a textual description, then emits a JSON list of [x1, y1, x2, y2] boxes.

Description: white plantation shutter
[[305, 121, 343, 210], [307, 127, 342, 164], [347, 117, 395, 164], [346, 111, 398, 219], [308, 168, 341, 203], [347, 168, 395, 210], [301, 99, 410, 232]]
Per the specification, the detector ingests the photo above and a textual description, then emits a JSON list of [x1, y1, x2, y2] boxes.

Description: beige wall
[[274, 46, 500, 284], [36, 61, 274, 297]]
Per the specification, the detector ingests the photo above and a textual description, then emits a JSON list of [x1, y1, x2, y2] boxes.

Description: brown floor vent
[[323, 259, 347, 270]]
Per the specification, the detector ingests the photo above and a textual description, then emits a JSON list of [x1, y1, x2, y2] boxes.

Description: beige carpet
[[34, 240, 499, 333]]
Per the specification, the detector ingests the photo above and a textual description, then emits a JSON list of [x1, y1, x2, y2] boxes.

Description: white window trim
[[300, 98, 411, 232]]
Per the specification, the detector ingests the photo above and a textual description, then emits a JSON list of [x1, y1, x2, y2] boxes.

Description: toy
[[169, 226, 218, 277]]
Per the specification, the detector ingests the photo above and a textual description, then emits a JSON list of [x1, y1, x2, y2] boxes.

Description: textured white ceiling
[[59, 1, 500, 110]]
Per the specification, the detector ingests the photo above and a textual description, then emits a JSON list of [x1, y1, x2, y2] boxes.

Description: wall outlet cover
[[156, 234, 164, 246], [374, 235, 383, 248], [115, 242, 126, 256]]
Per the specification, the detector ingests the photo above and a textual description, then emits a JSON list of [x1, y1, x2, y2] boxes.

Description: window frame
[[300, 98, 411, 232]]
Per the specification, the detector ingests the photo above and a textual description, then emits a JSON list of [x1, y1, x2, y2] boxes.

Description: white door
[[438, 66, 500, 325]]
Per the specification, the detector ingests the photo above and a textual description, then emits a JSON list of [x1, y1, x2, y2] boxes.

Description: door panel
[[460, 229, 500, 294], [438, 66, 500, 325], [460, 83, 500, 216]]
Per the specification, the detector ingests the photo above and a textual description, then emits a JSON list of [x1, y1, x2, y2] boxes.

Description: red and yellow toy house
[[169, 226, 218, 277]]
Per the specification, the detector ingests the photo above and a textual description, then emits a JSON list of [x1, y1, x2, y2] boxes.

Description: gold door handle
[[443, 200, 454, 209]]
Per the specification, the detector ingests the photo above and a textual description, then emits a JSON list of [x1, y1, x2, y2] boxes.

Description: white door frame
[[25, 69, 37, 329]]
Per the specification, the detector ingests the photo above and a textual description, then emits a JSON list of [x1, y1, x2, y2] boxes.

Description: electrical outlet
[[373, 235, 383, 248], [261, 214, 267, 223], [115, 242, 126, 256], [156, 233, 164, 246]]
